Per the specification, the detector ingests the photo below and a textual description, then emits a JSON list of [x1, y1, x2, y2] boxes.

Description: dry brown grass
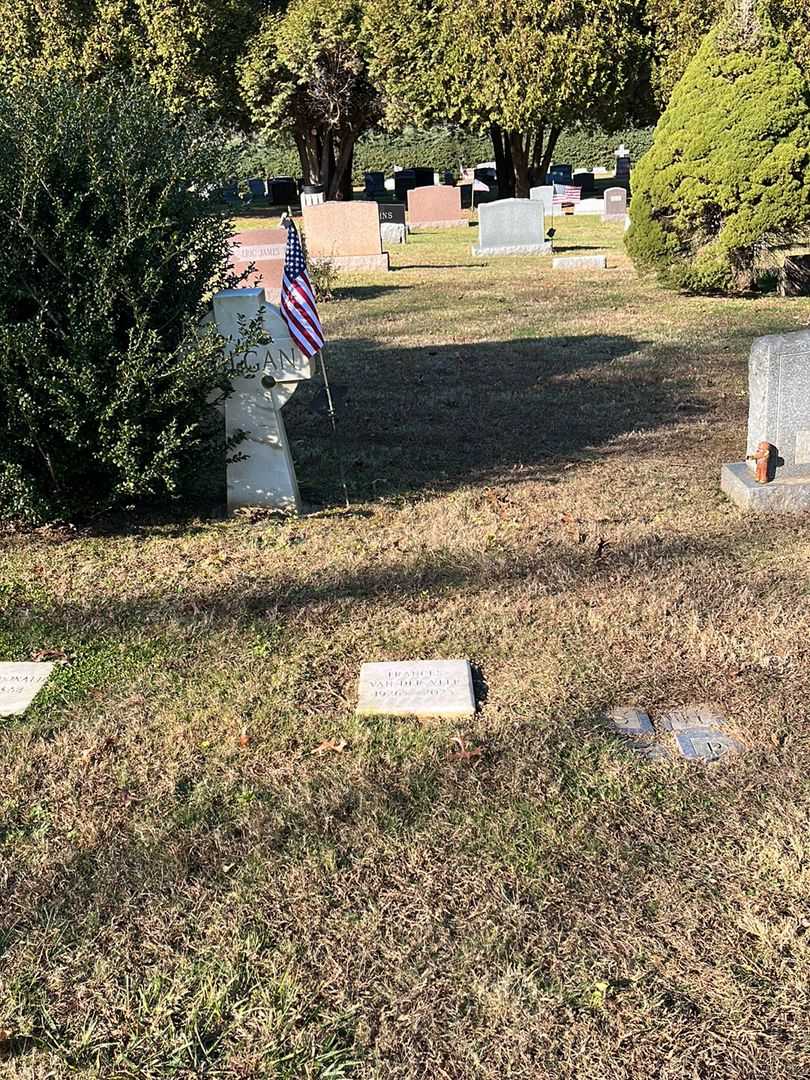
[[1, 214, 810, 1078]]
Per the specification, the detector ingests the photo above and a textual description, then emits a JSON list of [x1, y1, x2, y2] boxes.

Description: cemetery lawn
[[3, 214, 810, 1080]]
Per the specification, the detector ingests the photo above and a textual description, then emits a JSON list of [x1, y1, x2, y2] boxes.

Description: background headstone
[[779, 254, 810, 297], [530, 185, 554, 215], [573, 171, 595, 194], [0, 662, 54, 716], [406, 185, 467, 230], [472, 198, 551, 256], [357, 660, 476, 717], [394, 167, 435, 201], [364, 171, 386, 198], [380, 222, 406, 244], [379, 203, 406, 227], [268, 177, 299, 206], [548, 164, 573, 185], [247, 178, 267, 199], [615, 144, 632, 181], [229, 228, 287, 300], [301, 201, 390, 271], [603, 187, 627, 221]]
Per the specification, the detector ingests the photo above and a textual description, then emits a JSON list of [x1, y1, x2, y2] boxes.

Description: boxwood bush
[[0, 77, 237, 523], [626, 12, 810, 294]]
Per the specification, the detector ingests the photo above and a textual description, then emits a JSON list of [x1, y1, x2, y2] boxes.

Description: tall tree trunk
[[490, 123, 515, 199], [530, 123, 545, 185], [295, 127, 320, 185], [329, 132, 355, 200], [539, 126, 562, 187], [509, 130, 530, 198], [319, 128, 332, 191]]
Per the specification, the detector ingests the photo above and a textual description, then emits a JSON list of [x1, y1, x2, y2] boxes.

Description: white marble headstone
[[357, 660, 476, 717], [0, 662, 54, 716]]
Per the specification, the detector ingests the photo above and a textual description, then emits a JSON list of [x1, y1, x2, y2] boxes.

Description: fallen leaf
[[448, 736, 483, 764], [312, 738, 348, 756], [239, 727, 250, 748], [30, 647, 71, 665]]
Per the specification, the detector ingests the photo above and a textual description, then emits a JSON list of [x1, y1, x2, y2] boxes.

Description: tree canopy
[[240, 0, 381, 197], [366, 0, 654, 196]]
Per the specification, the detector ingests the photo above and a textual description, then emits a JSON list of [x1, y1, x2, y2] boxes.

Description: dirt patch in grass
[[1, 216, 810, 1079]]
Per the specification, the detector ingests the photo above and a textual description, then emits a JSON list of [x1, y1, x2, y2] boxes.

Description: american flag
[[552, 184, 582, 208], [280, 218, 324, 358]]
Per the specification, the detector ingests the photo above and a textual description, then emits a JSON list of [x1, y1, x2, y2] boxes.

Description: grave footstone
[[472, 198, 551, 256], [658, 705, 743, 763], [721, 328, 810, 512], [552, 255, 607, 271], [0, 662, 54, 716], [357, 660, 476, 717], [407, 185, 467, 230], [602, 187, 627, 221], [229, 228, 287, 301], [301, 201, 390, 272]]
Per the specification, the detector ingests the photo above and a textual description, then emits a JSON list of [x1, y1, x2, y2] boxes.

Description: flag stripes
[[280, 219, 325, 359]]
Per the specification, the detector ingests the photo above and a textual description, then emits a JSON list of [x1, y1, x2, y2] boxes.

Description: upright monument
[[213, 287, 316, 514], [721, 328, 810, 512]]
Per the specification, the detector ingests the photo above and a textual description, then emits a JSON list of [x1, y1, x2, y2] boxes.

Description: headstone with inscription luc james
[[229, 228, 287, 302], [357, 660, 476, 717], [721, 328, 810, 512], [602, 187, 627, 221], [212, 287, 317, 513], [0, 662, 54, 716], [472, 198, 551, 257], [301, 201, 390, 272]]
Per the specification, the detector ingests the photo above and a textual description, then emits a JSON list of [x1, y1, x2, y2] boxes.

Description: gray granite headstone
[[721, 329, 810, 512], [529, 185, 554, 215], [603, 187, 627, 220], [472, 199, 551, 256]]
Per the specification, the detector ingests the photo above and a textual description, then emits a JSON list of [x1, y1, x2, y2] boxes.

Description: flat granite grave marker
[[472, 199, 551, 257], [301, 201, 389, 272], [658, 704, 743, 763], [552, 255, 607, 271], [357, 660, 476, 717], [721, 328, 810, 512], [603, 187, 627, 221], [0, 662, 54, 716], [407, 185, 467, 230]]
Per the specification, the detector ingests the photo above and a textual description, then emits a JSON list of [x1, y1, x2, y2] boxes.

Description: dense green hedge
[[237, 126, 655, 183]]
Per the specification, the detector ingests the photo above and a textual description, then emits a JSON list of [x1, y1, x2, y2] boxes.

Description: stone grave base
[[314, 253, 390, 273], [408, 219, 469, 232], [721, 461, 810, 513], [380, 222, 406, 244], [471, 242, 552, 257], [552, 255, 607, 271], [602, 214, 626, 223]]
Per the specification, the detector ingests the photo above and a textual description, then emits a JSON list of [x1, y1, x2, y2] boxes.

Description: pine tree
[[626, 2, 810, 294]]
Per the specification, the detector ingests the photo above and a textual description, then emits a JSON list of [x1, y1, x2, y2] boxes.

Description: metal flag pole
[[318, 346, 350, 509]]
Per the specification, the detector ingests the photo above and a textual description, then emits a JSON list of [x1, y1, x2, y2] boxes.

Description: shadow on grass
[[288, 332, 697, 504]]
